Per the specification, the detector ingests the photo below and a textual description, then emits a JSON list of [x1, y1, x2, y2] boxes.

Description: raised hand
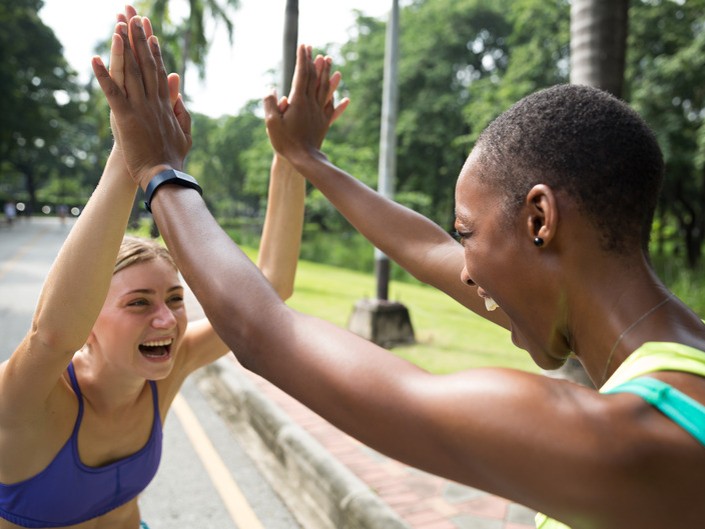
[[92, 15, 192, 189], [263, 44, 349, 162]]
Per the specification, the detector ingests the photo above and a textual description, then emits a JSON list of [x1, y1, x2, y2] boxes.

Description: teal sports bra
[[603, 376, 705, 446], [536, 342, 705, 529]]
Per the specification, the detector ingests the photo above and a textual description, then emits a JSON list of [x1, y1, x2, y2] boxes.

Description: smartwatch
[[144, 169, 203, 213]]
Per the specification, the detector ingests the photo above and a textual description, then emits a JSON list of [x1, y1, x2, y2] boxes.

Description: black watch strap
[[144, 169, 203, 213]]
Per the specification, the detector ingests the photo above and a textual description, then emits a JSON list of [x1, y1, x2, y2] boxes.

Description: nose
[[460, 267, 475, 286], [152, 303, 177, 329]]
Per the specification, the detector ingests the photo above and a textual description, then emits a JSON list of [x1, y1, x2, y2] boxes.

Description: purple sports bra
[[0, 362, 162, 527]]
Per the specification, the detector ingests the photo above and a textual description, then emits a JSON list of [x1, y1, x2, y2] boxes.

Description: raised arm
[[0, 28, 138, 415], [258, 54, 350, 301], [97, 22, 684, 527], [263, 46, 508, 327]]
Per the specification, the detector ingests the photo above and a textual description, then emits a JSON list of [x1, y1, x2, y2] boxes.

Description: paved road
[[0, 217, 301, 529]]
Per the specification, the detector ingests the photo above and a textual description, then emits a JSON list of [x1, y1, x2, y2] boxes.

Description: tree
[[137, 0, 240, 99], [570, 0, 629, 96], [282, 0, 298, 95], [0, 0, 87, 212], [627, 0, 705, 269]]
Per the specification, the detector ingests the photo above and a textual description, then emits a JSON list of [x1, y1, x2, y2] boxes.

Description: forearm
[[33, 150, 137, 351], [150, 186, 283, 363], [257, 154, 305, 301], [290, 150, 456, 284]]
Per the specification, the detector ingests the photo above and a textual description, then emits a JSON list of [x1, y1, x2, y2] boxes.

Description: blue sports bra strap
[[66, 362, 81, 396], [147, 380, 161, 424], [66, 361, 85, 434], [604, 377, 705, 447]]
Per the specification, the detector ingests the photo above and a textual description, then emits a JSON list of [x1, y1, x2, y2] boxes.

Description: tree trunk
[[570, 0, 629, 97], [553, 0, 630, 388], [282, 0, 298, 96]]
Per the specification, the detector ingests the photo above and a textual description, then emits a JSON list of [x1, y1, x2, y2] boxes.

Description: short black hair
[[475, 84, 664, 254]]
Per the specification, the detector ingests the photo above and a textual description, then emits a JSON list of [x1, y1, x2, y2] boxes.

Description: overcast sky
[[40, 0, 391, 117]]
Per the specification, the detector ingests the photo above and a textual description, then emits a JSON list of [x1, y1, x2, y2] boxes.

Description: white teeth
[[141, 339, 173, 347], [484, 297, 498, 312]]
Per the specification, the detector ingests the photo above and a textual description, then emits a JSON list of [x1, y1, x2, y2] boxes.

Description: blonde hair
[[114, 236, 177, 275]]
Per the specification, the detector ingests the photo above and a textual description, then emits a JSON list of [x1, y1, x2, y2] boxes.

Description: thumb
[[174, 94, 192, 137], [263, 90, 281, 121]]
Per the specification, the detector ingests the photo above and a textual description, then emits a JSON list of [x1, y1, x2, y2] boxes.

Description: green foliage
[[0, 0, 105, 213], [136, 0, 240, 95], [462, 0, 570, 144], [187, 108, 270, 219], [628, 0, 705, 267], [282, 253, 536, 374]]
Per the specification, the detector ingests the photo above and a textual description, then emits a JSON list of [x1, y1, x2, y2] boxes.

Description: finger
[[143, 17, 154, 40], [173, 94, 192, 139], [120, 20, 147, 98], [108, 30, 126, 97], [167, 73, 181, 108], [263, 90, 282, 122], [327, 70, 342, 104], [92, 56, 128, 112], [149, 35, 169, 100], [288, 44, 310, 102], [125, 4, 138, 20], [278, 95, 289, 114], [129, 17, 159, 97], [316, 56, 332, 106], [330, 97, 350, 125]]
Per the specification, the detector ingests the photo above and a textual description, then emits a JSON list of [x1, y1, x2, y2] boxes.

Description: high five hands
[[93, 6, 348, 189], [264, 45, 350, 163], [92, 7, 191, 190]]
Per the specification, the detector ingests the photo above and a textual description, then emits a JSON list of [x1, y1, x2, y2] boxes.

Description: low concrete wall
[[196, 357, 410, 529]]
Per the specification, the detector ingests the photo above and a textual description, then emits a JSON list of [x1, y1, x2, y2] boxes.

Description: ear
[[525, 184, 558, 247]]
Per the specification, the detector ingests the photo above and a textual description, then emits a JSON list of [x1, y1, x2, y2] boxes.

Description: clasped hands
[[93, 5, 349, 190], [92, 7, 191, 191]]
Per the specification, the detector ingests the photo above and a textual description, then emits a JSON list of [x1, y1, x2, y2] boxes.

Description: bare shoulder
[[404, 368, 705, 528]]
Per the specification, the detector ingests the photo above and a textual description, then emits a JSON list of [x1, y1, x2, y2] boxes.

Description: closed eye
[[452, 230, 472, 245]]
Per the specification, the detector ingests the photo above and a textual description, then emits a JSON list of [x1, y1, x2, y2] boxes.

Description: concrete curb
[[196, 357, 411, 529]]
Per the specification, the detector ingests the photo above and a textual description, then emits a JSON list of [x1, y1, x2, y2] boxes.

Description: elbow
[[27, 320, 84, 359]]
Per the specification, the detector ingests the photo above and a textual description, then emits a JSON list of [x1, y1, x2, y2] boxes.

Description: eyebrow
[[122, 286, 183, 296]]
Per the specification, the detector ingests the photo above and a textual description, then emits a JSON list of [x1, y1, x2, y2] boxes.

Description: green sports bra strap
[[604, 377, 705, 447]]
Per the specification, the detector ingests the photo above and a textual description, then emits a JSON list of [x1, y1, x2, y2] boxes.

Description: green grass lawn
[[241, 246, 539, 376]]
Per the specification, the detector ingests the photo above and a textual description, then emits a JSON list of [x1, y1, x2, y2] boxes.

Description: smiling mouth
[[139, 338, 173, 358], [483, 297, 499, 311], [477, 288, 499, 312]]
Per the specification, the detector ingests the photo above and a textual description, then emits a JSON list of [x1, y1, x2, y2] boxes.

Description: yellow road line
[[172, 393, 265, 529]]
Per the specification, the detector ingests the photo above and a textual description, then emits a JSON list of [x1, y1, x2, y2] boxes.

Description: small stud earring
[[533, 237, 544, 247]]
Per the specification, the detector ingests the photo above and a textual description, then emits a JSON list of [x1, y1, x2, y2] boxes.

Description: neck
[[70, 350, 149, 414], [563, 254, 671, 386]]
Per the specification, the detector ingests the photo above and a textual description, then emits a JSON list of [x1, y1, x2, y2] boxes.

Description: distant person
[[3, 202, 16, 227], [97, 16, 705, 529], [0, 7, 342, 528], [57, 203, 69, 225]]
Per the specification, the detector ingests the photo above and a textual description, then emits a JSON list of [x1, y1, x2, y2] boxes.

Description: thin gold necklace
[[599, 295, 672, 387]]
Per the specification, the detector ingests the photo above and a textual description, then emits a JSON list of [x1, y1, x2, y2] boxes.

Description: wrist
[[138, 164, 176, 192], [143, 169, 203, 213], [287, 148, 327, 175]]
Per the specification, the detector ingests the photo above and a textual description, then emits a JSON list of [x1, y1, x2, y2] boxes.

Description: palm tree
[[137, 0, 240, 99], [282, 0, 298, 95], [551, 0, 630, 387], [570, 0, 629, 97]]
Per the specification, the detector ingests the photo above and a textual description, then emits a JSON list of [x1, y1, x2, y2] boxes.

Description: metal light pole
[[347, 0, 414, 347], [375, 0, 400, 301]]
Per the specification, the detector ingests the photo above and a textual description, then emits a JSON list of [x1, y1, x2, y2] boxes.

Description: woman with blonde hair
[[0, 6, 347, 528]]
